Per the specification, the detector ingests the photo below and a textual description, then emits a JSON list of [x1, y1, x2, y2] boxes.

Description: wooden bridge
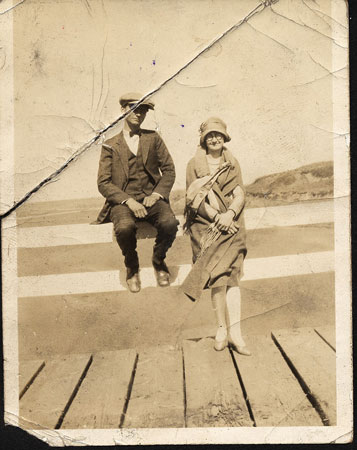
[[19, 325, 336, 430]]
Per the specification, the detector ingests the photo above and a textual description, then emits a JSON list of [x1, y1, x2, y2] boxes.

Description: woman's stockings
[[226, 286, 246, 347], [211, 286, 227, 341]]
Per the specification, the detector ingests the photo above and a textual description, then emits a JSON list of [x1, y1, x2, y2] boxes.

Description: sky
[[10, 0, 348, 204]]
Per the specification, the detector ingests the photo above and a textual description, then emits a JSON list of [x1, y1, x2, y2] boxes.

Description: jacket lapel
[[108, 130, 152, 177], [217, 150, 232, 188], [220, 149, 240, 196], [111, 132, 129, 178], [194, 146, 210, 178]]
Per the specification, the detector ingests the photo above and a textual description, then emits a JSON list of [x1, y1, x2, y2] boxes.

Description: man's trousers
[[110, 199, 179, 278]]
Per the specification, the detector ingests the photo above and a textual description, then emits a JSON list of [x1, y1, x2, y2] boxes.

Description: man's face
[[123, 104, 148, 128]]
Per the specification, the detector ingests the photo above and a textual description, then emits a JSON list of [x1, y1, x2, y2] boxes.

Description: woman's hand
[[228, 223, 239, 234], [215, 210, 235, 232]]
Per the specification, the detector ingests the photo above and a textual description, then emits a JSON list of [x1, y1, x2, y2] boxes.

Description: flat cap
[[119, 92, 155, 110]]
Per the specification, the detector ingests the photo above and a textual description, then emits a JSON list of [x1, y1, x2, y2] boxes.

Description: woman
[[181, 117, 250, 356]]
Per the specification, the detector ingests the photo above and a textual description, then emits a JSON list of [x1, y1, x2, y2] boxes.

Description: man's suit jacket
[[95, 129, 176, 224]]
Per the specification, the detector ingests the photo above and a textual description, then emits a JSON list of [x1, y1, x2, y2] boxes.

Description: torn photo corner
[[0, 0, 352, 445]]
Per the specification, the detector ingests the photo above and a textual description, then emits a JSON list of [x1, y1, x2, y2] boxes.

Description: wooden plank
[[19, 354, 91, 429], [232, 334, 322, 426], [314, 326, 336, 351], [61, 349, 137, 428], [272, 327, 336, 425], [183, 338, 252, 427], [124, 345, 184, 428], [19, 360, 45, 399]]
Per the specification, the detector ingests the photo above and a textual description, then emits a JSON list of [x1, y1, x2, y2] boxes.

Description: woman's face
[[205, 132, 225, 154]]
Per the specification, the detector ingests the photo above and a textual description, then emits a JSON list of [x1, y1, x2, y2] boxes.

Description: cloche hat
[[199, 117, 231, 146]]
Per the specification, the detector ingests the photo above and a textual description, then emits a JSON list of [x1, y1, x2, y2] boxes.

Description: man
[[96, 92, 179, 293]]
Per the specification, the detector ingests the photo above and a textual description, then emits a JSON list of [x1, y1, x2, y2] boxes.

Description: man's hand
[[143, 193, 161, 208], [215, 210, 235, 232], [126, 198, 148, 218]]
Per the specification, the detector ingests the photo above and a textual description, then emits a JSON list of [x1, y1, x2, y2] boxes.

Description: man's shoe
[[126, 273, 141, 293], [155, 270, 170, 287], [152, 259, 170, 287]]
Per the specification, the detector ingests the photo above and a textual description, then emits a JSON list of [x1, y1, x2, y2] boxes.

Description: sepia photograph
[[0, 0, 352, 445]]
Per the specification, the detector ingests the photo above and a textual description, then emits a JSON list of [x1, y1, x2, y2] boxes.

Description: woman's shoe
[[229, 341, 252, 356], [214, 337, 228, 351]]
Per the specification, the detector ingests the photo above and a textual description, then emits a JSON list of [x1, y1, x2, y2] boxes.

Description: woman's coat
[[181, 146, 247, 301]]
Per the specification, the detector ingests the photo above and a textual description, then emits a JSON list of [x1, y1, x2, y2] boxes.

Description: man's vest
[[125, 147, 156, 201]]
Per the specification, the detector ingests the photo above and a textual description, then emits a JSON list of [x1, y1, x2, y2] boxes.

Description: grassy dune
[[244, 161, 333, 208]]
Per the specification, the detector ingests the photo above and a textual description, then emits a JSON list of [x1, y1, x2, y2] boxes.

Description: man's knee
[[157, 216, 179, 236], [113, 221, 137, 239], [111, 205, 136, 239]]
